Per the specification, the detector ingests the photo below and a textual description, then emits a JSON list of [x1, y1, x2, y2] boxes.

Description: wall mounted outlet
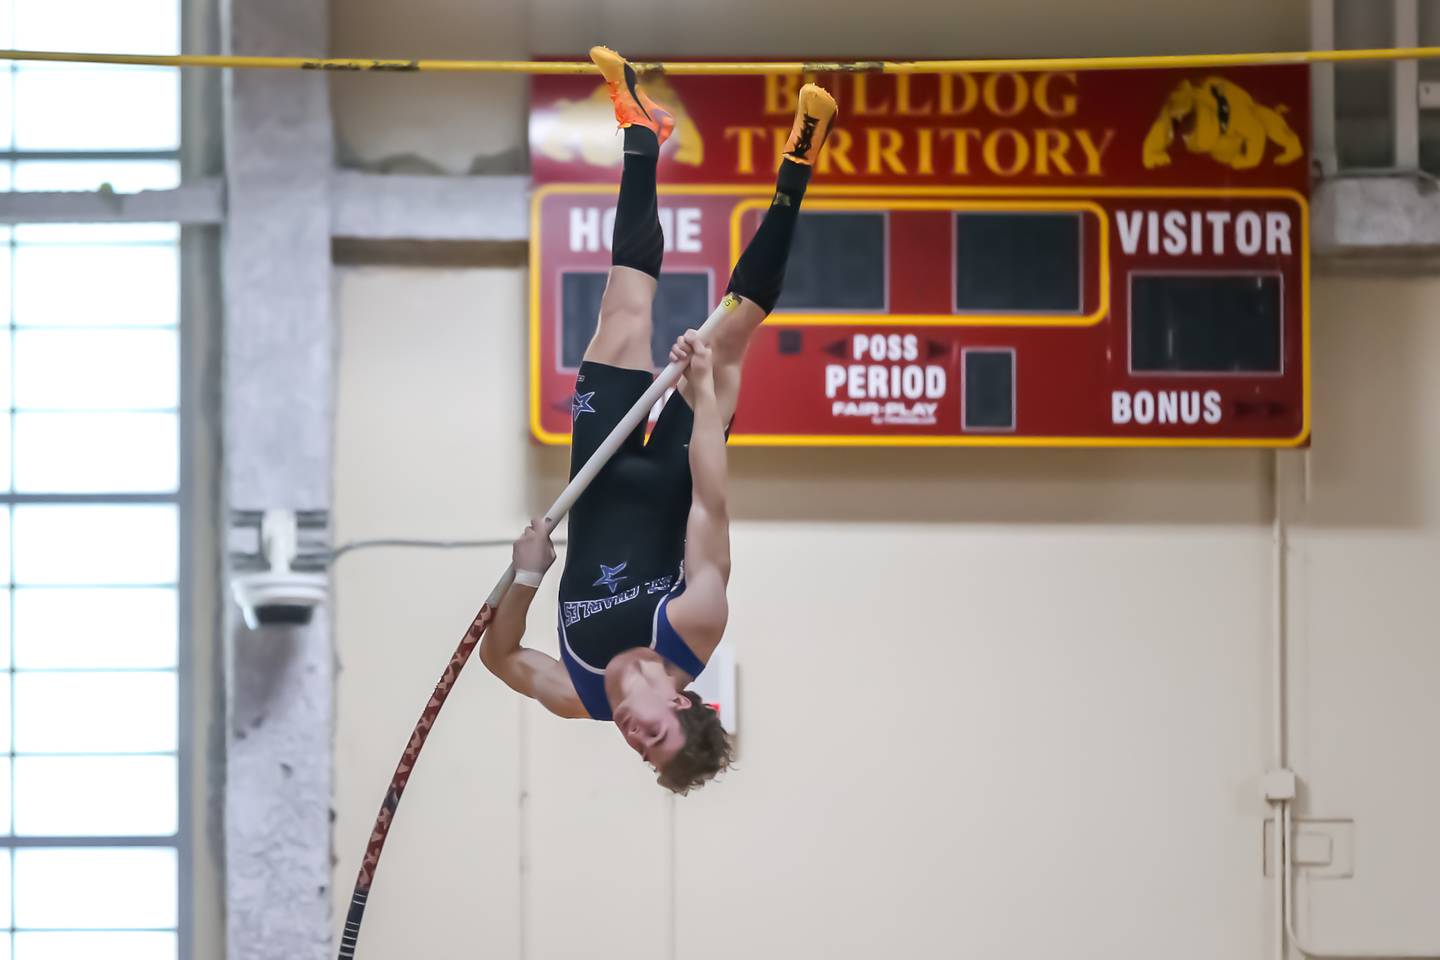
[[1263, 817, 1355, 879]]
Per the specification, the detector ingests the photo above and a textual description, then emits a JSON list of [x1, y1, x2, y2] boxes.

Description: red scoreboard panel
[[529, 65, 1310, 447]]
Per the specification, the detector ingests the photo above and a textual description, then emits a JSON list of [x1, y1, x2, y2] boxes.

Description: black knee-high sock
[[725, 159, 811, 314], [610, 126, 663, 279]]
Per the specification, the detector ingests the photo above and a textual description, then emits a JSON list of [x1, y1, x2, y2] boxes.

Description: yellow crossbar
[[0, 45, 1437, 74]]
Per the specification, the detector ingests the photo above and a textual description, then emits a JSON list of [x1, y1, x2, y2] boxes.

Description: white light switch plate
[[1263, 817, 1355, 879], [1421, 82, 1440, 110]]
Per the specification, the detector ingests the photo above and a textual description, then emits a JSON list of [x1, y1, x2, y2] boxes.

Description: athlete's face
[[614, 692, 691, 768]]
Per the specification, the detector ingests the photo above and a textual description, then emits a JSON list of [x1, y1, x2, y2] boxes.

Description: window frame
[[0, 1, 205, 957], [0, 230, 189, 960]]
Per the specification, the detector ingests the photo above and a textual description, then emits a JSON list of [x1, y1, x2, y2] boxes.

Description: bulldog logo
[[1142, 77, 1303, 170], [535, 75, 703, 168]]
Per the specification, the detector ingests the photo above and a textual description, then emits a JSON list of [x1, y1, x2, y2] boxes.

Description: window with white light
[[0, 2, 186, 958], [0, 0, 182, 193]]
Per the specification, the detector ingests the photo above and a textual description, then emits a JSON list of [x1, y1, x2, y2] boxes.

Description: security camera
[[231, 509, 328, 630], [232, 571, 328, 628]]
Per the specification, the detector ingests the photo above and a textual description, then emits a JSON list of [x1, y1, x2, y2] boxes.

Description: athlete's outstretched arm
[[479, 521, 587, 719], [669, 334, 731, 649]]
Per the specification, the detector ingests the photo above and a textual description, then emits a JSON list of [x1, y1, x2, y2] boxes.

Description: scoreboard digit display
[[529, 65, 1310, 447]]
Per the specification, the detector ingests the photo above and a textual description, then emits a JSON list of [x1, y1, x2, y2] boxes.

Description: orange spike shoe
[[589, 45, 676, 145], [781, 83, 838, 165]]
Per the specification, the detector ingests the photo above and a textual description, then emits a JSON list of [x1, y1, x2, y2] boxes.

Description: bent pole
[[336, 293, 743, 960]]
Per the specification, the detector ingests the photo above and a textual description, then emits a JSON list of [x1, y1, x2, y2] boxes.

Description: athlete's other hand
[[512, 519, 556, 575], [669, 330, 713, 384]]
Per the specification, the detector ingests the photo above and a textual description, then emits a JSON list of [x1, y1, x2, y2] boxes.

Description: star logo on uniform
[[572, 391, 596, 421], [593, 562, 629, 594]]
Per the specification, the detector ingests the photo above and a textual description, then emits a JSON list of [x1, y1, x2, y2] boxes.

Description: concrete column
[[1309, 0, 1338, 176], [221, 0, 336, 957], [1393, 0, 1420, 171]]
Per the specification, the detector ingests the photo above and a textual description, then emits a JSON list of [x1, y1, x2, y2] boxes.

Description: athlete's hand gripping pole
[[336, 293, 744, 960]]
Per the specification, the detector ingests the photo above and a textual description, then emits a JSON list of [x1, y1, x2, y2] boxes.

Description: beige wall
[[1284, 275, 1440, 952], [327, 2, 1440, 957], [330, 263, 1440, 959], [329, 0, 1306, 172]]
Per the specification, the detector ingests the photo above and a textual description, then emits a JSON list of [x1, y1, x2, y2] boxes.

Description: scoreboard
[[529, 65, 1310, 447]]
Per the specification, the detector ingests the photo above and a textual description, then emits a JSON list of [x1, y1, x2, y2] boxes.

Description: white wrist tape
[[514, 569, 545, 588]]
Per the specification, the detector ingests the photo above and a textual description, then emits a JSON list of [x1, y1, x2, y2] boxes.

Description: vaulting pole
[[336, 294, 743, 960]]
